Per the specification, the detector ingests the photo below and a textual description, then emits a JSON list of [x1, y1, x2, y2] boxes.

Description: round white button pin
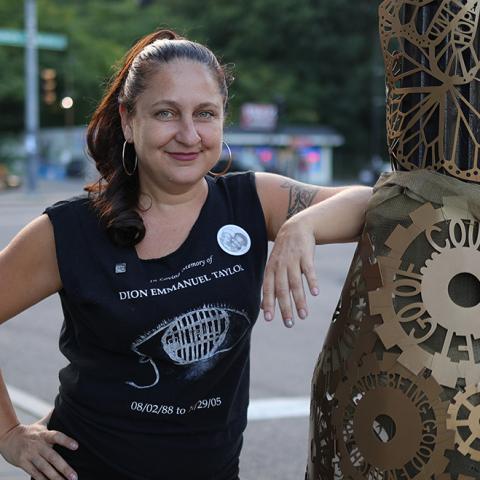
[[217, 225, 251, 256]]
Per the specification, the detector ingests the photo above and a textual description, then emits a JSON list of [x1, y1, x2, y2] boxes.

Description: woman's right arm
[[0, 215, 79, 480], [0, 214, 61, 324]]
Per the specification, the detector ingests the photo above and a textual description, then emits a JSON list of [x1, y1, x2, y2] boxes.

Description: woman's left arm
[[255, 172, 372, 327]]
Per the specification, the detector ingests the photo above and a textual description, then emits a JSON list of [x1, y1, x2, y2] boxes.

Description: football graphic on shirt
[[162, 306, 231, 364], [126, 305, 251, 389]]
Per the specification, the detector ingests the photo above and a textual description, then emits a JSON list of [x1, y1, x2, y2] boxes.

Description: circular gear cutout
[[370, 198, 480, 388], [332, 352, 453, 479], [447, 385, 480, 462]]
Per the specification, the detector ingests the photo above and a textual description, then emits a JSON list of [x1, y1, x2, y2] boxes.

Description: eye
[[197, 111, 215, 119], [155, 110, 174, 119]]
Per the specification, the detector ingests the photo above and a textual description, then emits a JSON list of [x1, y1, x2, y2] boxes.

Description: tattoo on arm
[[281, 181, 319, 219]]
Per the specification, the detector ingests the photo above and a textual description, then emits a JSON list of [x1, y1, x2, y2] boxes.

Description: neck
[[138, 174, 208, 213]]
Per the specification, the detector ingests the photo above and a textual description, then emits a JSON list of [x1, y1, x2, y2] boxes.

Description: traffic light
[[41, 68, 57, 105]]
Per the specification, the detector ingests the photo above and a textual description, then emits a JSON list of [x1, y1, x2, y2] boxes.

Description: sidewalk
[[0, 179, 82, 478], [0, 178, 87, 206], [0, 408, 39, 480]]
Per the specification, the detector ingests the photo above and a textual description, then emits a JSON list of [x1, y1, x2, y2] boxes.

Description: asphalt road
[[0, 180, 356, 479]]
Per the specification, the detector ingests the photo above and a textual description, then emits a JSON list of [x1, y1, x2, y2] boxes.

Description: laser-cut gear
[[379, 0, 480, 179], [332, 352, 453, 479], [447, 385, 480, 461], [307, 234, 383, 480], [370, 197, 480, 388], [317, 234, 382, 394], [444, 446, 480, 479], [307, 391, 340, 480]]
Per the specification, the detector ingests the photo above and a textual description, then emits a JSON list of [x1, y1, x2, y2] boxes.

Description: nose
[[176, 116, 201, 146]]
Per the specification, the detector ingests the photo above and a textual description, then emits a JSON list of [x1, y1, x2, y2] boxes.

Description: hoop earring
[[122, 140, 138, 176], [209, 141, 232, 177]]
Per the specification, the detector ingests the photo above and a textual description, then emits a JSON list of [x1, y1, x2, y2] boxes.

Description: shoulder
[[1, 215, 56, 274], [208, 171, 255, 189], [8, 214, 55, 246], [44, 194, 91, 216], [207, 171, 258, 203], [206, 172, 267, 237], [0, 213, 61, 324], [44, 194, 98, 229]]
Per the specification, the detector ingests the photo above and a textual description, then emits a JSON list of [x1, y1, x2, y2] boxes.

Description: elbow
[[354, 186, 373, 212]]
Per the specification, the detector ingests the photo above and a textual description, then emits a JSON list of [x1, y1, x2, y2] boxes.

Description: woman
[[0, 29, 370, 480]]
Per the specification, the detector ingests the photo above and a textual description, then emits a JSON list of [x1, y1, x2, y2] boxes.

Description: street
[[0, 180, 356, 479]]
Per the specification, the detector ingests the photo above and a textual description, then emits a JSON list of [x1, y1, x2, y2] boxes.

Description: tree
[[0, 0, 386, 173], [160, 0, 386, 172]]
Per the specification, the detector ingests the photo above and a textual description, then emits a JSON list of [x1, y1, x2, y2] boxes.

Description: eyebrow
[[151, 100, 221, 109]]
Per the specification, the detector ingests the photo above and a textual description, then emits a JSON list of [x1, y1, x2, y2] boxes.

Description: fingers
[[23, 454, 78, 480], [41, 445, 78, 480], [25, 431, 78, 480], [301, 258, 319, 297], [262, 261, 313, 327], [2, 422, 78, 480], [26, 463, 48, 480], [261, 223, 317, 327], [30, 454, 66, 480], [44, 430, 79, 480], [25, 448, 78, 480], [274, 268, 294, 328], [44, 430, 78, 451], [261, 263, 275, 322], [288, 267, 308, 320]]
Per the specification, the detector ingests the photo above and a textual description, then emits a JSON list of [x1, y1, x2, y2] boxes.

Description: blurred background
[[0, 0, 389, 193], [0, 2, 390, 478]]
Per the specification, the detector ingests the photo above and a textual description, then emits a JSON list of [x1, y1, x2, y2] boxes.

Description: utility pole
[[370, 29, 385, 172], [24, 0, 39, 192]]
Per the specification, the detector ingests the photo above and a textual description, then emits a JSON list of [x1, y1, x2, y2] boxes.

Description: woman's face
[[120, 60, 224, 191]]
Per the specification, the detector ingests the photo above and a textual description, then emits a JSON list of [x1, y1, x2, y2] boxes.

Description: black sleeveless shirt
[[44, 172, 268, 479]]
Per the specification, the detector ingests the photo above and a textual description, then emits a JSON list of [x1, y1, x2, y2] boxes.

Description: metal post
[[24, 0, 39, 192]]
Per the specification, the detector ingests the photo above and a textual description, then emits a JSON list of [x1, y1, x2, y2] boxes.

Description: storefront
[[224, 125, 344, 184]]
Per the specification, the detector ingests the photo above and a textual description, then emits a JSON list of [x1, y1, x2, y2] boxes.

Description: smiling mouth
[[167, 152, 201, 161]]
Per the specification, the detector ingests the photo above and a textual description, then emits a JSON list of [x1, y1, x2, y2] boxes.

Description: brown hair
[[85, 29, 233, 247]]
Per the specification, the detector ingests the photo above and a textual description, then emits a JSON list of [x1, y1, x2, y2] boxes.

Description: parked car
[[65, 158, 86, 178], [0, 164, 22, 190]]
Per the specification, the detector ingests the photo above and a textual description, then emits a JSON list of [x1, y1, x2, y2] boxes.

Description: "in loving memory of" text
[[118, 264, 245, 300]]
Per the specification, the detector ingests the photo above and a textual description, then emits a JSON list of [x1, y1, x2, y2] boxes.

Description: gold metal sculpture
[[307, 2, 480, 479], [307, 180, 480, 479], [315, 234, 381, 395], [370, 197, 480, 388], [380, 0, 480, 180], [309, 235, 381, 479], [447, 385, 480, 461], [332, 353, 453, 478]]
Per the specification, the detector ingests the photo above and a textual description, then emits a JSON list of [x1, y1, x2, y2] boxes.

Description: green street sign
[[0, 28, 67, 50]]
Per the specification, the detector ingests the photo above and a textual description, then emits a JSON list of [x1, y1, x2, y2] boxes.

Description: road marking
[[7, 384, 310, 421], [247, 397, 310, 421], [7, 384, 52, 418]]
